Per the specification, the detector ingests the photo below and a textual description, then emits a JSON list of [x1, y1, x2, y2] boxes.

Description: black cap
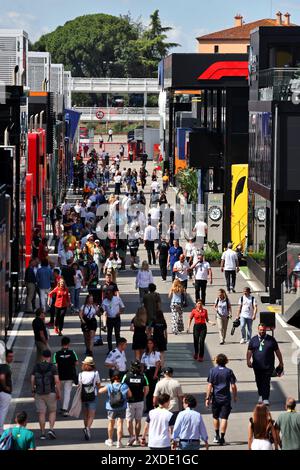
[[42, 349, 52, 358], [162, 367, 173, 374]]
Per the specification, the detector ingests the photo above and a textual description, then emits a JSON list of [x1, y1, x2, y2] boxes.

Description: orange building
[[197, 12, 295, 54]]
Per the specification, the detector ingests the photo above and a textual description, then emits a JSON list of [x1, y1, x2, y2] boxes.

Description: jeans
[[61, 380, 73, 411], [193, 323, 207, 357], [240, 317, 253, 341], [254, 369, 272, 401], [74, 288, 81, 311], [68, 286, 75, 308], [194, 280, 207, 304], [107, 317, 121, 352], [39, 288, 49, 310], [0, 392, 12, 435], [179, 440, 200, 450], [225, 270, 236, 291]]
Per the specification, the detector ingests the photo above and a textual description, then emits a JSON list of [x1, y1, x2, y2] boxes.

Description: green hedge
[[248, 252, 266, 263], [203, 250, 222, 263]]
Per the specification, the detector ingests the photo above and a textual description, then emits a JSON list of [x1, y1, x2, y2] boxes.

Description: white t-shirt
[[114, 175, 122, 184], [102, 296, 125, 318], [79, 371, 101, 396], [74, 204, 81, 214], [108, 129, 113, 135], [153, 378, 183, 412], [221, 249, 238, 270], [238, 295, 256, 319], [141, 351, 161, 369], [215, 297, 230, 317], [194, 221, 207, 237], [144, 225, 158, 241], [105, 349, 127, 371], [151, 181, 160, 193], [185, 242, 196, 258], [148, 407, 173, 448], [194, 261, 211, 280], [149, 207, 160, 220], [75, 270, 83, 289], [173, 261, 189, 281]]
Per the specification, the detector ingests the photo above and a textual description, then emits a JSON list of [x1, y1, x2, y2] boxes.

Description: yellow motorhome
[[231, 164, 248, 250]]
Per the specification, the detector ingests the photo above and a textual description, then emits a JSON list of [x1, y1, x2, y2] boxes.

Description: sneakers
[[232, 289, 236, 293], [105, 439, 114, 447], [127, 437, 135, 447], [40, 434, 47, 440], [116, 440, 123, 448], [219, 436, 225, 446], [263, 399, 270, 405], [240, 338, 247, 344], [54, 327, 59, 334], [47, 429, 56, 440], [133, 439, 140, 446], [220, 340, 224, 345], [258, 396, 263, 403], [213, 436, 220, 444], [83, 428, 89, 441]]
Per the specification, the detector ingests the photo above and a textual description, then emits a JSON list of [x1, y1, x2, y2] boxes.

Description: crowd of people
[[1, 144, 299, 451]]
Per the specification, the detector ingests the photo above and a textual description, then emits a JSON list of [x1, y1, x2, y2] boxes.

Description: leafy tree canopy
[[31, 10, 179, 78]]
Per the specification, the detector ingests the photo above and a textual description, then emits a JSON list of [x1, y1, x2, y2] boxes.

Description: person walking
[[24, 258, 38, 313], [221, 242, 239, 293], [73, 262, 84, 313], [184, 238, 197, 280], [168, 240, 183, 282], [214, 289, 232, 345], [169, 279, 184, 335], [157, 235, 169, 281], [187, 300, 216, 361], [0, 411, 36, 450], [79, 294, 100, 356], [130, 307, 148, 361], [36, 260, 53, 310], [78, 357, 101, 441], [191, 253, 212, 305], [153, 367, 183, 416], [53, 337, 78, 417], [150, 310, 168, 368], [0, 349, 14, 436], [206, 353, 237, 446], [143, 222, 158, 265], [122, 361, 149, 447], [141, 394, 175, 449], [236, 287, 257, 344], [47, 278, 71, 336], [143, 283, 161, 326], [99, 370, 131, 449], [31, 349, 60, 440], [171, 394, 209, 451], [47, 268, 62, 328], [61, 260, 76, 312], [102, 289, 125, 352], [135, 261, 153, 303], [104, 337, 128, 380], [141, 338, 161, 414], [275, 397, 300, 450], [248, 403, 279, 450], [247, 324, 284, 405], [173, 254, 190, 306], [32, 309, 50, 363], [108, 128, 113, 142]]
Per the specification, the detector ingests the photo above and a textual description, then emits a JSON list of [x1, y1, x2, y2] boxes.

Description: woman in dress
[[79, 294, 100, 356], [150, 310, 167, 368], [48, 278, 71, 335], [168, 279, 184, 335], [248, 404, 279, 450], [187, 300, 215, 362], [141, 338, 161, 413], [214, 289, 232, 345], [78, 357, 101, 441], [136, 261, 153, 303], [130, 307, 148, 360]]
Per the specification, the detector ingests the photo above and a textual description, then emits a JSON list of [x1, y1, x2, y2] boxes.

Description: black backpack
[[109, 384, 125, 408], [35, 363, 54, 395], [81, 373, 96, 402]]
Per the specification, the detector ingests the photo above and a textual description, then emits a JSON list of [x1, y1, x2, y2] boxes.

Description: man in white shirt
[[173, 254, 190, 306], [184, 238, 197, 279], [108, 128, 113, 142], [102, 289, 125, 352], [144, 222, 158, 265], [190, 253, 212, 305], [141, 393, 176, 449], [104, 337, 127, 379], [193, 219, 208, 248], [236, 287, 257, 343], [221, 242, 239, 293], [148, 205, 160, 227], [151, 180, 160, 193]]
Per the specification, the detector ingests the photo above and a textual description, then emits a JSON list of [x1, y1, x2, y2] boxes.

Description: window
[[214, 45, 219, 53]]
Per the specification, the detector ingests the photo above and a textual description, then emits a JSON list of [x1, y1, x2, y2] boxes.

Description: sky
[[1, 0, 300, 51]]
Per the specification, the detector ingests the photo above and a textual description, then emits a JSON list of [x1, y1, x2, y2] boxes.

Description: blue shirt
[[173, 408, 208, 442], [168, 246, 183, 267], [36, 267, 53, 289], [105, 383, 129, 411], [248, 334, 279, 371], [207, 366, 236, 404]]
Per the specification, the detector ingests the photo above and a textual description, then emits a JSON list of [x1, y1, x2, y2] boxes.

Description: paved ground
[[4, 161, 300, 451]]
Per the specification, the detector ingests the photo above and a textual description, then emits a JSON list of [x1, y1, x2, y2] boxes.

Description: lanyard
[[258, 337, 265, 351]]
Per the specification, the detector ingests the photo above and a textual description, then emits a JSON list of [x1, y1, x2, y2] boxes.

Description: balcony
[[259, 67, 300, 102]]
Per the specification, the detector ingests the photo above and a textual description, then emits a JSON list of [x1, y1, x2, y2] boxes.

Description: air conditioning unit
[[0, 29, 28, 86]]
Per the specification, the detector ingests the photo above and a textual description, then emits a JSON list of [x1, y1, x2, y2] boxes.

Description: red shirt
[[49, 286, 70, 308], [190, 308, 208, 325]]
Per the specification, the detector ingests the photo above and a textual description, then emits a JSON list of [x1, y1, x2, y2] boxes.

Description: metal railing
[[259, 67, 300, 101], [71, 77, 159, 93], [76, 106, 160, 122]]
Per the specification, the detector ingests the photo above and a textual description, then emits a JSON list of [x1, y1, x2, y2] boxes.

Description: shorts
[[126, 402, 144, 421], [107, 409, 126, 420], [212, 401, 232, 420], [35, 393, 57, 413], [83, 399, 97, 411]]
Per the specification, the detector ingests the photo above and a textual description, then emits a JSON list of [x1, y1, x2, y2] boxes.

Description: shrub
[[248, 252, 266, 264], [203, 250, 222, 263]]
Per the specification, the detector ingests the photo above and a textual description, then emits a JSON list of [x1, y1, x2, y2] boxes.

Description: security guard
[[104, 337, 128, 379]]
